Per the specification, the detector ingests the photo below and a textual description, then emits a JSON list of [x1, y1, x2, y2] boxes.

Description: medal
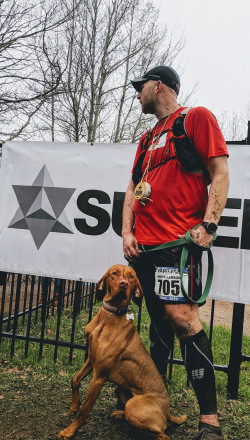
[[134, 181, 152, 206]]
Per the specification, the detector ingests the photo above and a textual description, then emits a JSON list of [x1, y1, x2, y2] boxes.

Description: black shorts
[[133, 245, 202, 316]]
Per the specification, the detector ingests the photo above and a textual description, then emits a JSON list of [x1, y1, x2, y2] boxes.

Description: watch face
[[202, 222, 218, 233], [207, 223, 218, 233]]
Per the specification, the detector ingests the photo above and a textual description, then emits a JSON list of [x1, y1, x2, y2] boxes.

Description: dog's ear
[[96, 273, 107, 301], [132, 277, 143, 306], [134, 277, 143, 298]]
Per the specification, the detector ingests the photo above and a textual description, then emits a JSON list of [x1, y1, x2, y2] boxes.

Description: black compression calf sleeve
[[150, 319, 175, 376], [180, 329, 217, 415]]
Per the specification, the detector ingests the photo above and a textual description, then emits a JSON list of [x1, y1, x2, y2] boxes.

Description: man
[[122, 65, 229, 440]]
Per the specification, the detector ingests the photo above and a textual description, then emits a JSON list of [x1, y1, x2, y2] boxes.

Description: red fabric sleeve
[[185, 106, 229, 166]]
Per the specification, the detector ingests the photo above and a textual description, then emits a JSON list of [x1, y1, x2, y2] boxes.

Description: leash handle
[[180, 245, 214, 304], [184, 224, 217, 249], [129, 224, 217, 304], [180, 224, 216, 304]]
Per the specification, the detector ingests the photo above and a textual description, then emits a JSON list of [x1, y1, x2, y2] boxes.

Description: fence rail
[[0, 271, 249, 399]]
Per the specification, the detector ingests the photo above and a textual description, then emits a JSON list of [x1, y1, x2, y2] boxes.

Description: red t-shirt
[[132, 106, 228, 245]]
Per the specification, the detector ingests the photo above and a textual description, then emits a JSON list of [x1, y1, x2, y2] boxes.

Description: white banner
[[0, 141, 249, 305]]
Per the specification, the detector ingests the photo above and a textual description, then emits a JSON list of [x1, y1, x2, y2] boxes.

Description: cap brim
[[131, 77, 149, 92]]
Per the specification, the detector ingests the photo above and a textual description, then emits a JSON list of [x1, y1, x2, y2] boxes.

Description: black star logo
[[9, 165, 76, 249]]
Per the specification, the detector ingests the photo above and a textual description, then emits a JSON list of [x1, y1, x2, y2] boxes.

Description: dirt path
[[199, 299, 250, 336]]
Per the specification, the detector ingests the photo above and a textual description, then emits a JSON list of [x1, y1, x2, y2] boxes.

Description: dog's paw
[[57, 431, 69, 440], [69, 404, 80, 416], [69, 408, 79, 416], [111, 410, 125, 420], [168, 413, 187, 425], [57, 426, 76, 439]]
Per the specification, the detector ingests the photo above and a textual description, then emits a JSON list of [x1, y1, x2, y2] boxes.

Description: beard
[[141, 99, 157, 115], [141, 90, 157, 114]]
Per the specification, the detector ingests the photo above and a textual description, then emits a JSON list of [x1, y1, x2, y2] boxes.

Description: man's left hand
[[178, 225, 214, 247]]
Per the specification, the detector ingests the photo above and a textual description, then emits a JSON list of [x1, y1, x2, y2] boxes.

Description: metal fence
[[0, 271, 249, 400], [0, 273, 94, 364]]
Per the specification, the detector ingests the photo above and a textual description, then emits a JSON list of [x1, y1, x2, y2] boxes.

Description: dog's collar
[[102, 300, 128, 316]]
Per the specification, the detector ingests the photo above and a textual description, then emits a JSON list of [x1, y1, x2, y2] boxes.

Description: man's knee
[[164, 304, 202, 338]]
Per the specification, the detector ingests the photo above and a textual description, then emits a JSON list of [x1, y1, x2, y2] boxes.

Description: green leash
[[130, 225, 217, 304]]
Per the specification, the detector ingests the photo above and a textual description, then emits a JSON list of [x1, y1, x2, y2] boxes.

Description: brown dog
[[57, 264, 186, 440]]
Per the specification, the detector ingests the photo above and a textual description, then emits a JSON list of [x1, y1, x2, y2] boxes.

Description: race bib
[[154, 266, 188, 302]]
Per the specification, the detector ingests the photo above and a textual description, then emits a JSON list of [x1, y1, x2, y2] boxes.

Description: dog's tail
[[167, 413, 187, 425]]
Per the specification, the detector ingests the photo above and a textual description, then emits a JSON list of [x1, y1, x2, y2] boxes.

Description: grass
[[0, 301, 249, 440]]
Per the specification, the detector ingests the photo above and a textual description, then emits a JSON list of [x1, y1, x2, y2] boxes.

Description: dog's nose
[[119, 280, 128, 289]]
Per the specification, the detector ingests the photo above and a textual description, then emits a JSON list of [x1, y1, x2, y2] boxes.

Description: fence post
[[227, 302, 245, 399], [0, 273, 7, 342], [69, 281, 81, 364], [11, 274, 22, 357], [39, 277, 49, 359], [247, 121, 250, 144]]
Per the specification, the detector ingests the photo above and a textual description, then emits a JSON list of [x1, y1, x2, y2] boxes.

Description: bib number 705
[[157, 279, 180, 296], [154, 266, 188, 301]]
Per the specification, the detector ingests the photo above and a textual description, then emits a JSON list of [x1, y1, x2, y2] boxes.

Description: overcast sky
[[153, 0, 250, 120]]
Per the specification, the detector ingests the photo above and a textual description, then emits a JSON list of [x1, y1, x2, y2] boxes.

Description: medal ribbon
[[142, 104, 180, 182]]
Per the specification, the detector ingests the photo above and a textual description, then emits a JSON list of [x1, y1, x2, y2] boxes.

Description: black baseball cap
[[131, 65, 180, 95]]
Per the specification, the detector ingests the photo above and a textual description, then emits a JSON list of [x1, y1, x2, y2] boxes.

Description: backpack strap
[[132, 130, 152, 185], [132, 107, 211, 186], [172, 108, 211, 184]]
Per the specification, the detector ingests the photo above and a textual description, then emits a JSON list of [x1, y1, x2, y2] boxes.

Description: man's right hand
[[122, 232, 140, 263]]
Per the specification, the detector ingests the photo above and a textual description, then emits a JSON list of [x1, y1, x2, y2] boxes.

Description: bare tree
[[0, 0, 77, 140], [218, 108, 249, 142], [30, 0, 187, 143], [0, 0, 190, 143]]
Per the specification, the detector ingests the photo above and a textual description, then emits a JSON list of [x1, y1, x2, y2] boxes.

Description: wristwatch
[[201, 221, 218, 234]]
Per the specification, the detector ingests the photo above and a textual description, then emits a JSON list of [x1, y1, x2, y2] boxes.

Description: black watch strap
[[201, 221, 218, 234]]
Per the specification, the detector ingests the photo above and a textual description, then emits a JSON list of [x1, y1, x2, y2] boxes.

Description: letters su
[[74, 190, 124, 237]]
